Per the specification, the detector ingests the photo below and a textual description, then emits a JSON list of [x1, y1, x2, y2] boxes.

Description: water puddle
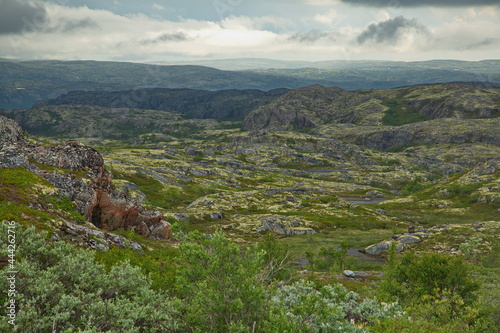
[[340, 197, 389, 204], [302, 169, 358, 173], [348, 248, 386, 264]]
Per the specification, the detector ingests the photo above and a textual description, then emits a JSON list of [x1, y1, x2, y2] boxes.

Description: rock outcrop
[[256, 216, 317, 235], [0, 116, 28, 148], [244, 85, 383, 131], [0, 116, 170, 239]]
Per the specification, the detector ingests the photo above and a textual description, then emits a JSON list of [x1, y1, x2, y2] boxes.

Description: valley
[[0, 59, 499, 332]]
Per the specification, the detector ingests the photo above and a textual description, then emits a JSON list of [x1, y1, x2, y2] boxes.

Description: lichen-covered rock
[[0, 116, 28, 148], [472, 160, 499, 176], [256, 216, 317, 235], [365, 241, 392, 255], [59, 220, 143, 252], [365, 241, 405, 255], [398, 235, 421, 244]]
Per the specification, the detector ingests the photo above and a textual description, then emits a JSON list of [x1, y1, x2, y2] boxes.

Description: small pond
[[302, 169, 359, 173], [340, 197, 389, 204]]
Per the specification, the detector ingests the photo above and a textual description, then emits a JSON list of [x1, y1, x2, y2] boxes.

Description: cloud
[[1, 0, 498, 62], [289, 30, 339, 43], [314, 9, 340, 26], [338, 0, 500, 7], [357, 16, 428, 44], [152, 4, 166, 11], [0, 0, 48, 34], [463, 37, 499, 50], [426, 19, 500, 52], [140, 32, 190, 44], [45, 17, 101, 34]]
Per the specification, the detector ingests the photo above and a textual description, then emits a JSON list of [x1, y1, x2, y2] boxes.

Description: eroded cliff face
[[0, 116, 170, 239]]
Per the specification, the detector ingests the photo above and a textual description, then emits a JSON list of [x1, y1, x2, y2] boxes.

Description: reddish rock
[[151, 220, 171, 239], [134, 222, 151, 237]]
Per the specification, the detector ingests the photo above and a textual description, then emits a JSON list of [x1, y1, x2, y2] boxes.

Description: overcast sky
[[0, 0, 499, 62]]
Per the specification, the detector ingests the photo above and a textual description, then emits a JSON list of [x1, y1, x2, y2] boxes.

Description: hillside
[[32, 87, 290, 119], [245, 82, 500, 130]]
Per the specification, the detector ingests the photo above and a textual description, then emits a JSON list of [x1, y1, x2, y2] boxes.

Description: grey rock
[[398, 235, 421, 244], [175, 173, 192, 183], [365, 241, 391, 255], [0, 116, 28, 148], [256, 216, 316, 235], [365, 241, 405, 255], [174, 213, 190, 220], [87, 238, 110, 251], [61, 221, 143, 252], [210, 213, 223, 220], [191, 169, 210, 177], [343, 270, 356, 278]]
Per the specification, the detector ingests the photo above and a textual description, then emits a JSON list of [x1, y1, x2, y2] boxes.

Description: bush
[[175, 231, 266, 332], [380, 251, 480, 305], [264, 280, 404, 332], [376, 250, 485, 332], [0, 225, 180, 332]]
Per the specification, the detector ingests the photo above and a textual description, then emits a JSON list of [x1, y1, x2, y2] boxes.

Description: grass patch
[[118, 170, 223, 209], [95, 230, 179, 290], [381, 99, 427, 126]]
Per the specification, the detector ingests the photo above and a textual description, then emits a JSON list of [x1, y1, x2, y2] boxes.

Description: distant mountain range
[[1, 58, 499, 109]]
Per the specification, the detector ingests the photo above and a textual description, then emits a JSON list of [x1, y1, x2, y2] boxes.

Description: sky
[[0, 0, 499, 63]]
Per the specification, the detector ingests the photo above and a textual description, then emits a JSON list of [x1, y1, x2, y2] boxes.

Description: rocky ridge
[[244, 82, 500, 135], [0, 116, 170, 241]]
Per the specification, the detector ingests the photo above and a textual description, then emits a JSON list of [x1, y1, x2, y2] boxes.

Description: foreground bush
[[0, 225, 180, 332]]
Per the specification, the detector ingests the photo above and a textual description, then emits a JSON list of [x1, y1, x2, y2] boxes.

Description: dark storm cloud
[[45, 17, 101, 33], [339, 0, 500, 7], [289, 30, 338, 43], [357, 16, 428, 44], [0, 0, 48, 34], [140, 32, 189, 45]]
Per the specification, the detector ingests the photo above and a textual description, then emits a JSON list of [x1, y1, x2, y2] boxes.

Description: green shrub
[[175, 231, 266, 332], [0, 225, 180, 332], [265, 280, 404, 332]]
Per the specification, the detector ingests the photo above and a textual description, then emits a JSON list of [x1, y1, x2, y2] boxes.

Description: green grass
[[95, 229, 179, 290], [119, 170, 223, 209], [0, 167, 51, 202], [381, 99, 428, 126]]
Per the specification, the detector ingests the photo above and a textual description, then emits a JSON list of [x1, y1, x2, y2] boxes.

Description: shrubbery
[[0, 225, 180, 332], [1, 225, 495, 332]]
